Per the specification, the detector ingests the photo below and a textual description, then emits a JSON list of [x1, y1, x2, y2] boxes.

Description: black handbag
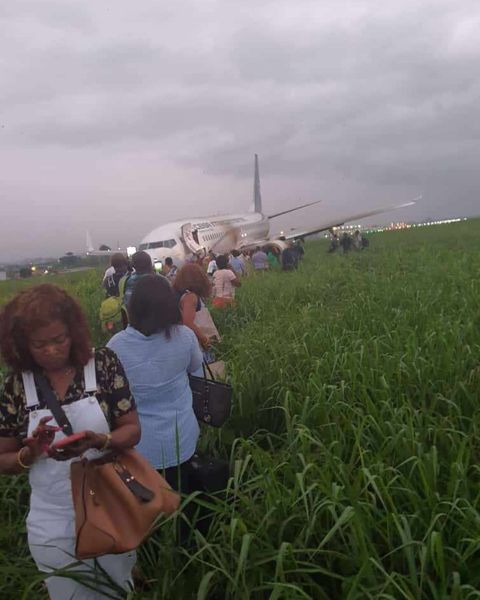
[[189, 363, 232, 427], [189, 453, 230, 493]]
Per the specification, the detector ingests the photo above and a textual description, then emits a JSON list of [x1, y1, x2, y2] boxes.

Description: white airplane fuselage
[[138, 211, 270, 267], [133, 154, 416, 268]]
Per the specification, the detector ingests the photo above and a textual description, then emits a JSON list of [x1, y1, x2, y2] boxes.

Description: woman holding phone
[[0, 284, 141, 600]]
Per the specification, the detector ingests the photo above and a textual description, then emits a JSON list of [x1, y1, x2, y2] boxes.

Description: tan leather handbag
[[194, 304, 221, 341], [71, 449, 180, 559]]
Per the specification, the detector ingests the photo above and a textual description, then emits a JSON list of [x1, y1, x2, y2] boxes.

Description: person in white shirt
[[206, 252, 217, 277], [102, 253, 128, 286], [212, 254, 241, 308], [103, 265, 115, 281], [353, 230, 363, 250]]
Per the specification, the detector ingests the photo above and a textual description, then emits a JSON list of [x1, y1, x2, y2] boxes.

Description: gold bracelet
[[100, 433, 112, 451], [17, 447, 31, 470]]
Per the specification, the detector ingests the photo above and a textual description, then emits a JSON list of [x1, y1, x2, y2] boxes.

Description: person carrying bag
[[33, 362, 179, 559], [0, 284, 168, 599], [108, 276, 232, 543]]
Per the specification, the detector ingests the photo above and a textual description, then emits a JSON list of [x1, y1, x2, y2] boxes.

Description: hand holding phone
[[48, 430, 106, 461], [51, 431, 88, 450], [23, 416, 62, 459]]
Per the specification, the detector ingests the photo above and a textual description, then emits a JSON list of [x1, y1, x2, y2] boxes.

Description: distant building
[[0, 270, 6, 281], [59, 253, 81, 267]]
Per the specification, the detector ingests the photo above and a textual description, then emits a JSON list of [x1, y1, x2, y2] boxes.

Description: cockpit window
[[139, 239, 177, 250]]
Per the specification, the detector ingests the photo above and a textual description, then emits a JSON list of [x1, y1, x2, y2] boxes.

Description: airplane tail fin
[[252, 154, 262, 213], [86, 231, 94, 253]]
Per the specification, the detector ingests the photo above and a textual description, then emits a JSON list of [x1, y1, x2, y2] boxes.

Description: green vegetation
[[1, 220, 480, 599]]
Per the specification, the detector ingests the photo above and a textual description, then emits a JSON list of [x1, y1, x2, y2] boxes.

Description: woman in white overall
[[0, 284, 141, 599]]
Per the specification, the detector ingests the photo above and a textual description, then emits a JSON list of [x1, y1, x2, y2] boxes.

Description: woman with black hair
[[107, 275, 202, 486]]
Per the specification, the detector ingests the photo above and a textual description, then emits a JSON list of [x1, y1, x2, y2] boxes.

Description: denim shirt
[[108, 325, 203, 469]]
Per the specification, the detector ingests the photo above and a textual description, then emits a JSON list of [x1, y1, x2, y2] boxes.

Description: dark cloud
[[0, 0, 93, 31], [0, 0, 479, 260]]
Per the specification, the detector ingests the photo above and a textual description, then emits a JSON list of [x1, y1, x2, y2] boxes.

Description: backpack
[[118, 273, 131, 305], [99, 296, 124, 334], [120, 272, 150, 314], [104, 272, 124, 297]]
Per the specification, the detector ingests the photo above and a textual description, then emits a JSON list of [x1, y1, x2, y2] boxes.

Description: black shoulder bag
[[189, 362, 232, 427]]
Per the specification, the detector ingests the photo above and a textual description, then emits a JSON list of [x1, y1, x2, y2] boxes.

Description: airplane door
[[182, 223, 205, 255]]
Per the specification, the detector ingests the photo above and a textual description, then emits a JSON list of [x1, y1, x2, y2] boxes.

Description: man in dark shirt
[[281, 245, 298, 271]]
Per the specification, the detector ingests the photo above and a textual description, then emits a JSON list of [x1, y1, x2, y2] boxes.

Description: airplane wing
[[208, 200, 325, 252], [268, 199, 322, 219], [280, 199, 418, 241]]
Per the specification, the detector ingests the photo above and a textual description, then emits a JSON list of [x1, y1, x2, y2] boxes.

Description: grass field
[[1, 220, 480, 599]]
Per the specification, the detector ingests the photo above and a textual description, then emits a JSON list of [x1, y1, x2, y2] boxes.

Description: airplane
[[138, 155, 417, 269], [85, 232, 135, 257], [85, 232, 115, 256]]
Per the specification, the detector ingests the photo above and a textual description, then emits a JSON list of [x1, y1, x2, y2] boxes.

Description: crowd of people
[[0, 239, 307, 599], [99, 240, 307, 336], [328, 229, 369, 253]]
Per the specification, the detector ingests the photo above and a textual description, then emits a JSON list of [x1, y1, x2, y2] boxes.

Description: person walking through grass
[[251, 246, 269, 271], [267, 248, 280, 269], [102, 253, 129, 297], [212, 254, 241, 308], [163, 256, 178, 282], [119, 250, 155, 311], [0, 284, 141, 600], [230, 249, 247, 276], [107, 275, 202, 491], [173, 262, 213, 350]]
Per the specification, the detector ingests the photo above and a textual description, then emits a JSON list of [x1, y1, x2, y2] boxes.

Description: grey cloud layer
[[1, 0, 479, 259]]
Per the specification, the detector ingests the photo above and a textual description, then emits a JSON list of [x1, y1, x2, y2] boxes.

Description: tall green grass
[[1, 220, 480, 598]]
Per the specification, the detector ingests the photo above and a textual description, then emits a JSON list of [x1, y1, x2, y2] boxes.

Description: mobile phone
[[52, 431, 87, 450]]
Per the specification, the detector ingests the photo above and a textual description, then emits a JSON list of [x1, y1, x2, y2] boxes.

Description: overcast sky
[[1, 0, 479, 261]]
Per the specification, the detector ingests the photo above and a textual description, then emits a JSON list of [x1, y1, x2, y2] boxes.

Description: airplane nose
[[146, 249, 169, 261], [146, 249, 180, 271]]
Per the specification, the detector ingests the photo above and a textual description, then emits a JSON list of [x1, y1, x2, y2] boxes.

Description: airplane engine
[[263, 239, 292, 253], [263, 239, 290, 253], [240, 238, 290, 254]]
